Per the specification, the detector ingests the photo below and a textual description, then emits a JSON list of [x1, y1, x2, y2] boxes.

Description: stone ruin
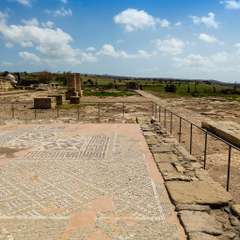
[[202, 120, 240, 147], [65, 73, 83, 104], [34, 97, 54, 109]]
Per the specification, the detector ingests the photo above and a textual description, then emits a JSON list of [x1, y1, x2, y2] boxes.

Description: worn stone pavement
[[0, 124, 184, 240]]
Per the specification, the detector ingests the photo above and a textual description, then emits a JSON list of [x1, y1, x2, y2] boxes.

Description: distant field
[[84, 90, 136, 97], [143, 82, 240, 101]]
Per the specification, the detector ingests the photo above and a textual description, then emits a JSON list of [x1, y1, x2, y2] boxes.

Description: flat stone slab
[[154, 152, 178, 163], [202, 120, 240, 147], [189, 232, 218, 240], [231, 204, 240, 218], [179, 211, 223, 235], [166, 180, 232, 206], [176, 204, 211, 212], [0, 124, 183, 240]]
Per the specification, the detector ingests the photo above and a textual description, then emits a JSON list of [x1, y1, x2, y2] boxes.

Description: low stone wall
[[141, 121, 240, 240], [202, 120, 240, 148]]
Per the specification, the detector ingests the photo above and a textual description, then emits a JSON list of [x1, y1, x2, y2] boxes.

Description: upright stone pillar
[[76, 73, 83, 97], [66, 74, 78, 100]]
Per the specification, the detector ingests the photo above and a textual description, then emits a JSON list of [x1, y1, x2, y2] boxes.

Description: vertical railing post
[[77, 105, 80, 121], [34, 109, 37, 120], [159, 106, 161, 122], [170, 112, 173, 134], [203, 131, 208, 169], [122, 102, 125, 119], [178, 117, 182, 143], [56, 106, 60, 118], [11, 103, 15, 119], [164, 109, 167, 128], [152, 102, 154, 116], [190, 123, 193, 154], [226, 145, 232, 192], [98, 103, 100, 123], [155, 104, 158, 119]]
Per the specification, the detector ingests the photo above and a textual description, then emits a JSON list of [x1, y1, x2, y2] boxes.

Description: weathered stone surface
[[173, 162, 185, 173], [164, 173, 192, 182], [175, 145, 197, 161], [229, 215, 240, 227], [151, 145, 174, 153], [189, 232, 219, 240], [145, 135, 158, 145], [157, 163, 191, 181], [166, 180, 232, 205], [179, 211, 223, 235], [176, 204, 211, 212], [34, 97, 52, 109], [154, 152, 178, 163], [157, 162, 177, 174], [70, 96, 80, 104], [231, 205, 240, 218], [202, 120, 240, 148]]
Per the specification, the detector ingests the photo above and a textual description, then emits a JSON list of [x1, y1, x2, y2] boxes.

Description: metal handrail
[[153, 103, 240, 192]]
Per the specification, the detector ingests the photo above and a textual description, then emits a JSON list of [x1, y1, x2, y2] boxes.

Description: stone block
[[176, 204, 211, 212], [48, 95, 63, 105], [145, 135, 158, 145], [202, 120, 240, 147], [189, 232, 219, 240], [70, 96, 80, 104], [166, 180, 232, 206], [65, 90, 78, 100], [179, 211, 223, 235], [154, 152, 178, 163], [34, 98, 52, 109], [231, 204, 240, 218]]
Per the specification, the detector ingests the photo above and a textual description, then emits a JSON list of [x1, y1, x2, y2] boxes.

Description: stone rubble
[[141, 121, 240, 240]]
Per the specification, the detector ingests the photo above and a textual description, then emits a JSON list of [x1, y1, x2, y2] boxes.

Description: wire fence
[[0, 100, 239, 200], [0, 101, 153, 123]]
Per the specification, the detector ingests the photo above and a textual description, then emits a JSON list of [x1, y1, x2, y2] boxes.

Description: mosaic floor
[[0, 124, 182, 240]]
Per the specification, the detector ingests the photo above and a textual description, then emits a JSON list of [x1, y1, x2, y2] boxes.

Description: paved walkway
[[0, 124, 183, 239]]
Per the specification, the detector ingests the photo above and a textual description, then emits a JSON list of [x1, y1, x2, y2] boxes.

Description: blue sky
[[0, 0, 240, 82]]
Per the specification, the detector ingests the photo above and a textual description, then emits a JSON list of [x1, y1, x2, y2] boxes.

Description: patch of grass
[[143, 83, 240, 100], [60, 104, 79, 110], [84, 90, 135, 97]]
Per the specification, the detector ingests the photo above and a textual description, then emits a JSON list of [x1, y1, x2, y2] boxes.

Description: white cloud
[[61, 0, 68, 4], [86, 47, 96, 52], [157, 19, 171, 28], [114, 8, 170, 32], [221, 0, 240, 9], [0, 61, 13, 68], [174, 52, 231, 71], [19, 51, 40, 63], [0, 13, 97, 66], [45, 7, 72, 17], [14, 0, 31, 6], [155, 38, 185, 55], [97, 44, 154, 59], [191, 12, 219, 29], [175, 21, 182, 27], [22, 18, 39, 26], [199, 33, 219, 43], [234, 43, 240, 54]]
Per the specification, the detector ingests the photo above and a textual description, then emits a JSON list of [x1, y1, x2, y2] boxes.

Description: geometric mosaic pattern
[[0, 124, 181, 240]]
